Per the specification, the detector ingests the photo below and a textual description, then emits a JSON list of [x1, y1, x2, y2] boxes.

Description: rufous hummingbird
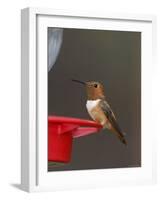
[[72, 79, 127, 145]]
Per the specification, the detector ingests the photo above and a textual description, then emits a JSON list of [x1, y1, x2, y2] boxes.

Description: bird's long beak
[[72, 79, 86, 85]]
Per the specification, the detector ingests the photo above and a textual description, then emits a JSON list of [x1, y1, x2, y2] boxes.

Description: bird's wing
[[99, 100, 118, 126], [99, 99, 127, 145]]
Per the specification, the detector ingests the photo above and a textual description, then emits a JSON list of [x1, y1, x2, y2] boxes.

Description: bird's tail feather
[[105, 125, 127, 145], [115, 131, 127, 145]]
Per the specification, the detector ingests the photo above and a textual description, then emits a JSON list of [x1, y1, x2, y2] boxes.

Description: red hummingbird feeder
[[48, 116, 102, 165]]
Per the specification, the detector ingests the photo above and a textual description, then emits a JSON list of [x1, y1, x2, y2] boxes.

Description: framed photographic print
[[21, 7, 156, 192]]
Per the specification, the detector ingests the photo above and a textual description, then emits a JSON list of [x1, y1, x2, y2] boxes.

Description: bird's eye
[[94, 84, 98, 88]]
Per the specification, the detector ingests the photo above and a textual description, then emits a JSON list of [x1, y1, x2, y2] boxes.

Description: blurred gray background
[[48, 28, 141, 171]]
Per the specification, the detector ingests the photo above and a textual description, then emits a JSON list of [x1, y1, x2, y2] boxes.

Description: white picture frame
[[21, 7, 156, 192]]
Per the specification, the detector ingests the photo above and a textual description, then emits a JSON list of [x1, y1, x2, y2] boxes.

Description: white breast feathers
[[86, 99, 101, 112]]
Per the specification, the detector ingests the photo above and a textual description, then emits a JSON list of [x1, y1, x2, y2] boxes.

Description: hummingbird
[[72, 79, 127, 145]]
